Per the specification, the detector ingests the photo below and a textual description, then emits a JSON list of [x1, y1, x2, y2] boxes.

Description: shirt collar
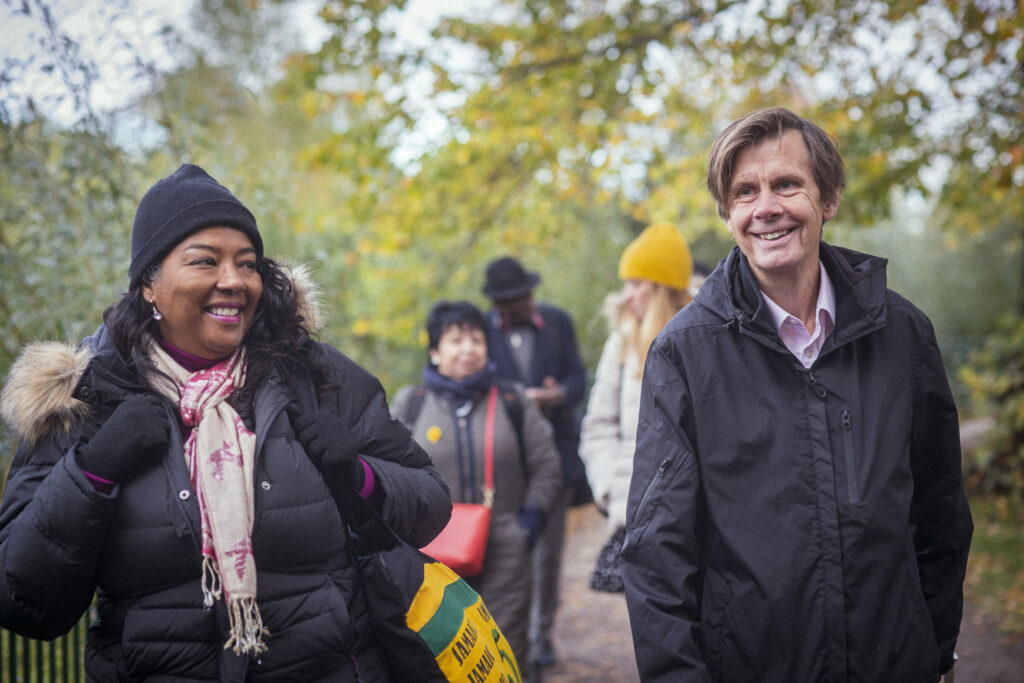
[[761, 262, 836, 335], [491, 309, 545, 332]]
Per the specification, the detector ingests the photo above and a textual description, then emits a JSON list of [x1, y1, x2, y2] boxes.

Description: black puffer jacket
[[0, 326, 451, 682], [622, 243, 973, 683]]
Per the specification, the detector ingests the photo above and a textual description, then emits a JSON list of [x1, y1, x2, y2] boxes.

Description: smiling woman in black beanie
[[0, 163, 451, 681]]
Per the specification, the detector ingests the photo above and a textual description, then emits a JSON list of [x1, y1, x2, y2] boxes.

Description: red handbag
[[421, 385, 498, 576]]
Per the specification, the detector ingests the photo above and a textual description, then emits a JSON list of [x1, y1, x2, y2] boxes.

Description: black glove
[[286, 405, 365, 493], [76, 394, 170, 482], [517, 506, 547, 549]]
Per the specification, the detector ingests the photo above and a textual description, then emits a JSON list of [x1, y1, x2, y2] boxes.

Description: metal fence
[[1, 607, 94, 683]]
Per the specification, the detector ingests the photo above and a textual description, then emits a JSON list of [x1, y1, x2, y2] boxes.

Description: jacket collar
[[73, 325, 152, 406], [819, 242, 888, 346], [695, 242, 889, 347]]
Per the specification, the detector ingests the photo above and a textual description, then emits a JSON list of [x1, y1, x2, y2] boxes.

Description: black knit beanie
[[129, 164, 262, 289]]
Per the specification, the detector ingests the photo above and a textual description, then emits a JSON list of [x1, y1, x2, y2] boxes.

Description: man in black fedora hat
[[482, 255, 592, 672]]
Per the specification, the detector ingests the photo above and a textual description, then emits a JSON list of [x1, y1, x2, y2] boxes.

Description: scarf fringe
[[203, 557, 269, 655], [225, 596, 269, 656], [201, 556, 222, 608]]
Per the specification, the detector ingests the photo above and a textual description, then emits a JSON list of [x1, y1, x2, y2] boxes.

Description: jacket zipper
[[635, 458, 670, 523], [454, 400, 477, 503], [841, 409, 859, 502], [455, 414, 471, 503], [807, 370, 827, 398]]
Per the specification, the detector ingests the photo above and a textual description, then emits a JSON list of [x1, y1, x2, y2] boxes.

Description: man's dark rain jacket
[[622, 242, 973, 683]]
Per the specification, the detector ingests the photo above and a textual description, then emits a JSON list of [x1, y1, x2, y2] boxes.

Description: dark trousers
[[528, 485, 572, 662]]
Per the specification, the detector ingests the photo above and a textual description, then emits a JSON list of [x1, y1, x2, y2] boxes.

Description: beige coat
[[579, 329, 642, 531]]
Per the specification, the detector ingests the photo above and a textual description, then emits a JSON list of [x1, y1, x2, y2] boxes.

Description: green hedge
[[960, 313, 1024, 500]]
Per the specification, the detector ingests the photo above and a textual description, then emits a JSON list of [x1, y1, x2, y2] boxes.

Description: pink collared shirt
[[761, 263, 836, 369]]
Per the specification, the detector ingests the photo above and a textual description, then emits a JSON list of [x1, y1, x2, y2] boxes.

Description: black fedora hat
[[482, 256, 541, 302]]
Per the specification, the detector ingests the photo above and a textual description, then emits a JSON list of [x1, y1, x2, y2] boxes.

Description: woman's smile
[[143, 226, 263, 360], [434, 324, 488, 381], [206, 304, 244, 323]]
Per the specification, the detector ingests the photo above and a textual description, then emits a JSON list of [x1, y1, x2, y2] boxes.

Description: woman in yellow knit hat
[[579, 223, 693, 592]]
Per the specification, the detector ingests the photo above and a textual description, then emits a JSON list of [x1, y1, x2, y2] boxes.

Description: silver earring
[[152, 304, 163, 321]]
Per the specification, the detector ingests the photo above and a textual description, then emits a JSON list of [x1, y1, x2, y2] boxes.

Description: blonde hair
[[613, 283, 692, 377]]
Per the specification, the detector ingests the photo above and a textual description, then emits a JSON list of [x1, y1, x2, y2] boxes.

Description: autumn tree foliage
[[2, 0, 1021, 468], [287, 0, 1021, 367]]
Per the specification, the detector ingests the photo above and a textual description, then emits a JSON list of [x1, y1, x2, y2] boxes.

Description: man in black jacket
[[482, 255, 591, 671], [622, 108, 972, 683]]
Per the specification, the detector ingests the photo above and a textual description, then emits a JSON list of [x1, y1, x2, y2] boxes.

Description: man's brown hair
[[706, 107, 846, 219]]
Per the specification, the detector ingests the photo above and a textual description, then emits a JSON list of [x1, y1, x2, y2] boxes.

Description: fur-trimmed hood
[[1, 341, 94, 446], [1, 264, 324, 446]]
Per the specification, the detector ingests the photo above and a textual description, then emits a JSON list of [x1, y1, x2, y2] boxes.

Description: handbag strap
[[482, 384, 497, 507]]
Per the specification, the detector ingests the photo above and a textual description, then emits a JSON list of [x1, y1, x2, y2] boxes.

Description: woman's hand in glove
[[286, 405, 365, 492], [76, 394, 170, 482], [517, 506, 547, 548]]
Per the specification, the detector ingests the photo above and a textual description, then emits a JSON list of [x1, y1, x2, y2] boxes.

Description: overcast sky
[[0, 0, 491, 126]]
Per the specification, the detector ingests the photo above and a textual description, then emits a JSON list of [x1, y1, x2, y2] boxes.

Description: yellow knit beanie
[[618, 223, 693, 291]]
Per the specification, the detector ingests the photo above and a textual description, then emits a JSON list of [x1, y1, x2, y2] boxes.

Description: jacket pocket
[[896, 563, 941, 677], [628, 457, 671, 541], [120, 599, 221, 679], [253, 576, 355, 679]]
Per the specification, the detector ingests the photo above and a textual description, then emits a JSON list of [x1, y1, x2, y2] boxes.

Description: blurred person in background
[[579, 223, 693, 594], [689, 259, 713, 296], [481, 256, 591, 670], [0, 163, 450, 681], [392, 299, 562, 667]]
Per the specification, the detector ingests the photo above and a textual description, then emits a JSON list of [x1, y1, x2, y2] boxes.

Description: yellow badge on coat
[[426, 425, 442, 443]]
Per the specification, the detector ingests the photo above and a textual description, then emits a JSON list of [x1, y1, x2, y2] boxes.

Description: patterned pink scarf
[[150, 343, 267, 656]]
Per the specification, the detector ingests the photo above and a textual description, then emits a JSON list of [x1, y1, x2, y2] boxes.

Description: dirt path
[[541, 504, 1023, 682], [542, 504, 638, 683], [953, 599, 1024, 682]]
